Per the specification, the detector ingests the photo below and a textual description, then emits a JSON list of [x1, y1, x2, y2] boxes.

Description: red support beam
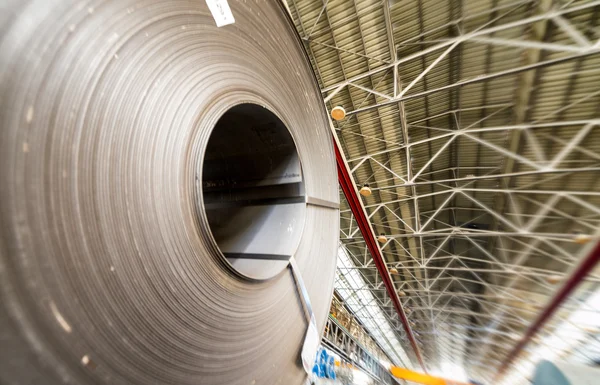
[[334, 139, 427, 372], [495, 241, 600, 380]]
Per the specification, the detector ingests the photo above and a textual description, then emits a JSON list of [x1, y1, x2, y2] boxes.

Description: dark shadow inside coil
[[202, 104, 306, 280]]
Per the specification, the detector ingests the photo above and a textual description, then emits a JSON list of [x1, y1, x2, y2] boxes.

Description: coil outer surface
[[0, 1, 339, 384]]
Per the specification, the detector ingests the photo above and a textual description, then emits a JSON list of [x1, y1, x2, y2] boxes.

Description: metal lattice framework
[[287, 0, 600, 383], [323, 314, 396, 384]]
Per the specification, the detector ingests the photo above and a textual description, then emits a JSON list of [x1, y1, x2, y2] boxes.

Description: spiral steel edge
[[0, 1, 339, 384]]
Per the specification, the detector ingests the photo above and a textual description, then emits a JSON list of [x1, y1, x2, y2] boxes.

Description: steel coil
[[0, 1, 339, 384]]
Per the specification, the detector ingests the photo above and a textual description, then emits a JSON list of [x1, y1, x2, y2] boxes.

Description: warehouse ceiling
[[286, 0, 600, 383]]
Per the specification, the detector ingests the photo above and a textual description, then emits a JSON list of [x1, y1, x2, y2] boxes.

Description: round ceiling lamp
[[359, 184, 372, 197], [546, 275, 563, 285], [331, 106, 346, 121], [574, 233, 592, 244]]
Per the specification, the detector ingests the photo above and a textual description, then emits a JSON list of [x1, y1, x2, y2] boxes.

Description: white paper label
[[301, 315, 320, 374], [205, 0, 235, 27]]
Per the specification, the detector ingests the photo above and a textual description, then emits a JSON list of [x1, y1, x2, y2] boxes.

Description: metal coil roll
[[0, 1, 339, 384]]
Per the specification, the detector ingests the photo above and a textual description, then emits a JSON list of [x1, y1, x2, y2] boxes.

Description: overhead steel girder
[[494, 241, 600, 380], [334, 134, 428, 372]]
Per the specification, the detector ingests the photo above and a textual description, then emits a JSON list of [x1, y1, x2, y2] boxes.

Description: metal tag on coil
[[205, 0, 235, 27], [289, 256, 320, 374]]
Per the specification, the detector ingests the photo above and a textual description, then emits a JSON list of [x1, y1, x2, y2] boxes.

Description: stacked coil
[[0, 1, 339, 384]]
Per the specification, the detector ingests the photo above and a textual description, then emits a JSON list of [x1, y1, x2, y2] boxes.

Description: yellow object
[[545, 274, 562, 284], [359, 184, 372, 197], [377, 234, 387, 243], [574, 233, 591, 244], [390, 367, 472, 385], [331, 106, 346, 120]]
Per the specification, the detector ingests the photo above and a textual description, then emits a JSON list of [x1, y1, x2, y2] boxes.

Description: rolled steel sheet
[[0, 1, 339, 384]]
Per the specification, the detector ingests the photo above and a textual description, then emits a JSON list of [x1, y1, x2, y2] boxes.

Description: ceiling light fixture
[[574, 233, 592, 244], [331, 106, 346, 121], [359, 183, 372, 197], [545, 275, 562, 285]]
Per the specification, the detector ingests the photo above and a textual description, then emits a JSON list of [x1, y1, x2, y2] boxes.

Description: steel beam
[[334, 133, 428, 372], [346, 50, 600, 115], [494, 241, 600, 380]]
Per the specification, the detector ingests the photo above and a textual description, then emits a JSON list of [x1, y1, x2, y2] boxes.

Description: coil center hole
[[202, 104, 306, 280]]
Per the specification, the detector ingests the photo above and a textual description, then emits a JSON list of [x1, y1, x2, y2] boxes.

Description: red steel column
[[334, 138, 427, 372], [495, 241, 600, 380]]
